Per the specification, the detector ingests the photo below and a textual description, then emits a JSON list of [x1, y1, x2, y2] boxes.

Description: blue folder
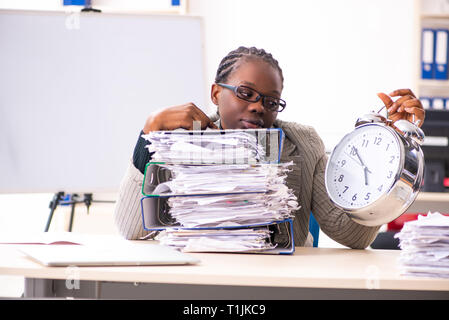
[[421, 28, 436, 79], [434, 29, 449, 80]]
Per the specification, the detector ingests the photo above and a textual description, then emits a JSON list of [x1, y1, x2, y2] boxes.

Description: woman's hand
[[143, 103, 218, 133], [377, 89, 425, 127]]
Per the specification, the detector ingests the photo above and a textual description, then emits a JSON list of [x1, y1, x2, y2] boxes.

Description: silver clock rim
[[325, 123, 423, 226]]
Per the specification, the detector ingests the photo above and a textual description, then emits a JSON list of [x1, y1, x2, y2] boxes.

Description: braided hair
[[214, 46, 284, 88]]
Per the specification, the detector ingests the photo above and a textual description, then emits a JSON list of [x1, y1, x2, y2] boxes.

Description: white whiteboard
[[0, 10, 207, 193]]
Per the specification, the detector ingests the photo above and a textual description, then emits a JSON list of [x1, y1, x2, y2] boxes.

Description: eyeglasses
[[217, 83, 286, 112]]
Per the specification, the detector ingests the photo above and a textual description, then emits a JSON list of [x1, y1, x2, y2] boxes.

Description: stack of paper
[[142, 129, 280, 164], [157, 228, 276, 252], [166, 186, 297, 228], [394, 212, 449, 278], [141, 129, 298, 254], [149, 163, 298, 228], [153, 163, 290, 194]]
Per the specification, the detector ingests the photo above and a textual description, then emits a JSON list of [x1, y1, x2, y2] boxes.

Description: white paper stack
[[395, 212, 449, 278], [141, 129, 298, 253], [167, 185, 297, 228], [142, 129, 280, 164], [154, 163, 288, 194], [157, 228, 276, 252], [150, 163, 298, 228]]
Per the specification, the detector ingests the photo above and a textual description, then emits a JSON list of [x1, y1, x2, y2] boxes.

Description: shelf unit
[[413, 0, 449, 193], [414, 0, 449, 104]]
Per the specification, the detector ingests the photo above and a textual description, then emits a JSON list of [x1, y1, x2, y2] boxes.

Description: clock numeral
[[377, 185, 383, 192], [386, 144, 390, 151], [352, 194, 357, 201], [362, 139, 369, 148], [350, 147, 357, 156], [338, 175, 344, 182], [374, 137, 382, 145], [389, 156, 395, 164], [340, 159, 346, 167], [364, 192, 371, 201], [343, 186, 349, 193], [387, 171, 393, 179]]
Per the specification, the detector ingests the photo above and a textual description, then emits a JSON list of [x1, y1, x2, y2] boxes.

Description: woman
[[113, 46, 425, 248]]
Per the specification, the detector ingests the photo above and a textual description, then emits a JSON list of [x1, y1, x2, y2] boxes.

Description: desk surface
[[1, 244, 448, 292], [408, 192, 449, 213]]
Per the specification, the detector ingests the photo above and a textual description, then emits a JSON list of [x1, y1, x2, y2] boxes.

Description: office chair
[[309, 212, 320, 247]]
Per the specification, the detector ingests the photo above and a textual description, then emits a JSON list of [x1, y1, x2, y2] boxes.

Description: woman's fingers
[[389, 94, 415, 113], [377, 92, 394, 109], [189, 104, 218, 129], [389, 88, 416, 98], [404, 105, 425, 123], [143, 103, 217, 132], [377, 89, 425, 127]]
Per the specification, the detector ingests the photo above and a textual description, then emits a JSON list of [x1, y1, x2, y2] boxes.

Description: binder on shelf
[[419, 96, 449, 110], [140, 195, 295, 254], [432, 97, 446, 110], [420, 96, 432, 110], [435, 29, 449, 80], [421, 28, 436, 79]]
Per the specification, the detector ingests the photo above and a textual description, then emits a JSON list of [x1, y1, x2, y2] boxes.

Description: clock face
[[325, 124, 402, 210]]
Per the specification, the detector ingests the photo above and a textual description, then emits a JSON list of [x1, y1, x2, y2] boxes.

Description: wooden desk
[[407, 192, 449, 213], [0, 244, 448, 299]]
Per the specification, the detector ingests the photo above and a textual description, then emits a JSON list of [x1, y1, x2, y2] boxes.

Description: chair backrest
[[309, 212, 320, 247]]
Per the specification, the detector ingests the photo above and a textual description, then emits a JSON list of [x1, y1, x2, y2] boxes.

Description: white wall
[[188, 0, 417, 150], [0, 0, 417, 149]]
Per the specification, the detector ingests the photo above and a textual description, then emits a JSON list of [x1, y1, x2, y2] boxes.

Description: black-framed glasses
[[217, 83, 286, 112]]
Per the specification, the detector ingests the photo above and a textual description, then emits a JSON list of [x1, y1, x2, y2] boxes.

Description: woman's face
[[211, 58, 283, 129]]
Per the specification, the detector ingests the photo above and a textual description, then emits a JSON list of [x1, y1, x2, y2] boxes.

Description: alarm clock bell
[[393, 119, 425, 146]]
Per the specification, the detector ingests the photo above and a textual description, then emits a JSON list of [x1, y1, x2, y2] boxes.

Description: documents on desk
[[395, 212, 449, 278], [160, 228, 276, 252], [152, 163, 298, 227], [143, 128, 279, 164], [140, 129, 299, 254]]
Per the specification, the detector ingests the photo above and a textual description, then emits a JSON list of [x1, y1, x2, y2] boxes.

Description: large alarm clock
[[325, 111, 425, 226]]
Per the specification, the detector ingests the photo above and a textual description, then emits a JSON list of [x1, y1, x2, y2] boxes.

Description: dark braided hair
[[214, 46, 284, 88]]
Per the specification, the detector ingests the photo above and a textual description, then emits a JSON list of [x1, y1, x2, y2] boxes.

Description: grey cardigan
[[113, 117, 380, 248]]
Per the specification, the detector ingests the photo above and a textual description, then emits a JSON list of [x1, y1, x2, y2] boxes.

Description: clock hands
[[351, 146, 372, 186], [363, 166, 370, 186], [352, 146, 366, 167]]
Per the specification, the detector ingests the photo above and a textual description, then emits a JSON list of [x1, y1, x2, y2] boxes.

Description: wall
[[188, 0, 417, 149], [0, 0, 417, 149]]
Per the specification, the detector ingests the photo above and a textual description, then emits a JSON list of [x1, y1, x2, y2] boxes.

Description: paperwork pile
[[158, 228, 276, 252], [395, 212, 449, 278], [143, 129, 280, 164], [153, 163, 298, 228], [141, 129, 298, 253]]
